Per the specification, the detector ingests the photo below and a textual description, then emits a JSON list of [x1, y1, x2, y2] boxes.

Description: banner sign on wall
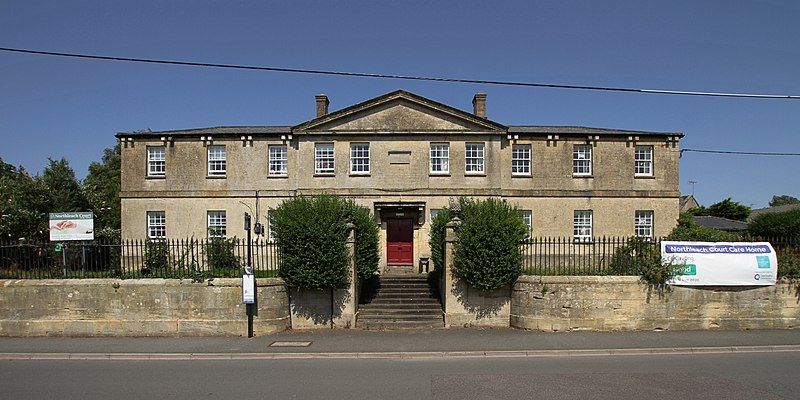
[[662, 241, 777, 286], [49, 212, 94, 241]]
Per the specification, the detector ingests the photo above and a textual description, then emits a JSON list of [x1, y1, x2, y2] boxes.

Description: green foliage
[[452, 198, 527, 291], [769, 195, 800, 207], [270, 195, 352, 289], [777, 247, 800, 280], [83, 145, 121, 235], [341, 200, 380, 279], [667, 213, 742, 242], [42, 158, 90, 213], [0, 159, 49, 240], [205, 236, 240, 271], [429, 208, 453, 276], [142, 240, 169, 276], [689, 198, 750, 221], [748, 209, 800, 238], [608, 237, 685, 286]]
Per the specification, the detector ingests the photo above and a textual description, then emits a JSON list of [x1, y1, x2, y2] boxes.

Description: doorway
[[386, 218, 413, 266]]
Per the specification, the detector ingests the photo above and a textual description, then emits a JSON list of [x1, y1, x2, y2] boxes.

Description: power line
[[681, 148, 800, 157], [1, 46, 799, 100]]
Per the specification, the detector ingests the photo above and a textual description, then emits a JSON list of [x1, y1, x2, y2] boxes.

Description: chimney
[[315, 94, 330, 117], [472, 93, 487, 118]]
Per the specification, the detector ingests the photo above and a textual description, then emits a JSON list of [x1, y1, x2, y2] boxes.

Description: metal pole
[[244, 212, 254, 338]]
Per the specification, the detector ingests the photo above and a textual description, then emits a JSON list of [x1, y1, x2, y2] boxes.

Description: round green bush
[[270, 195, 379, 289], [453, 198, 527, 291]]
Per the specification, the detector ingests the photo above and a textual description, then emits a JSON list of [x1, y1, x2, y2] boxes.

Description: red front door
[[387, 218, 413, 265]]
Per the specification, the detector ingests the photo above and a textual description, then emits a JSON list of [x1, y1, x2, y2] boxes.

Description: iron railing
[[520, 236, 798, 276], [0, 238, 281, 279]]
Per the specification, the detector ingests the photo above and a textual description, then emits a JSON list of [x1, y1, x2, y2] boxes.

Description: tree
[[748, 209, 800, 238], [0, 159, 49, 240], [42, 158, 89, 213], [83, 145, 121, 237], [769, 195, 800, 207], [689, 198, 750, 221], [666, 213, 741, 242]]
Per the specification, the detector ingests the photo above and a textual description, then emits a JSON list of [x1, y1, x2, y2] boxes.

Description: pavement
[[1, 328, 800, 359]]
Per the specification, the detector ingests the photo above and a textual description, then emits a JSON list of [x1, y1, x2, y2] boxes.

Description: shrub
[[206, 236, 240, 271], [342, 200, 380, 279], [428, 208, 453, 276], [452, 198, 527, 291], [142, 240, 168, 276], [748, 209, 800, 238], [777, 247, 800, 280], [608, 237, 685, 286], [270, 195, 379, 289], [666, 213, 741, 242]]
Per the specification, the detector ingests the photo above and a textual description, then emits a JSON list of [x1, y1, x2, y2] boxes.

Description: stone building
[[117, 90, 683, 273]]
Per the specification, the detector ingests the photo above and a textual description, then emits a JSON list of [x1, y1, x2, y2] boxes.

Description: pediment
[[293, 90, 506, 133]]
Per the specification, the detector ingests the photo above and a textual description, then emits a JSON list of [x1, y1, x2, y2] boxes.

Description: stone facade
[[118, 90, 683, 273], [512, 276, 800, 331]]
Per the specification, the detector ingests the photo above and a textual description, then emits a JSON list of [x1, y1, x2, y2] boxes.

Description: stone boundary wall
[[512, 276, 800, 331], [0, 278, 289, 337]]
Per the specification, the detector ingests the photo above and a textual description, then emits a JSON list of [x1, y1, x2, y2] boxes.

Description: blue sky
[[1, 0, 798, 208]]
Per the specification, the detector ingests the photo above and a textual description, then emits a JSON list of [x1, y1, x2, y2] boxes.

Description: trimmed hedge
[[609, 237, 685, 286], [429, 198, 527, 291], [270, 195, 379, 289]]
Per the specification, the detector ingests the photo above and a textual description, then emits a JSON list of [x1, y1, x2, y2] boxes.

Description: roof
[[115, 90, 683, 138], [692, 216, 749, 232], [292, 89, 507, 132], [116, 126, 291, 138], [508, 125, 683, 137], [680, 195, 700, 211], [748, 204, 800, 221]]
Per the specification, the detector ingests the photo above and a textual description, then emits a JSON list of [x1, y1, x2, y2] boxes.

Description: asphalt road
[[2, 352, 798, 399]]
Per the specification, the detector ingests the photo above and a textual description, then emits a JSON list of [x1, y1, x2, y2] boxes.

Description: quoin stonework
[[116, 90, 683, 274]]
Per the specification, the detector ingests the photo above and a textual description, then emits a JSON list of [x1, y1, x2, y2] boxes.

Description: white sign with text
[[662, 241, 777, 286]]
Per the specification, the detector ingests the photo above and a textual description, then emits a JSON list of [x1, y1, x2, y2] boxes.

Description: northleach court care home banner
[[662, 241, 777, 286]]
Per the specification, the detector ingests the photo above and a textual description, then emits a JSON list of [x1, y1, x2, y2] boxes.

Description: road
[[2, 351, 798, 399]]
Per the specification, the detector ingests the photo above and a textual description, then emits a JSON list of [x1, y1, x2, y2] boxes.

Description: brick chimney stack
[[315, 94, 330, 117], [472, 93, 487, 118]]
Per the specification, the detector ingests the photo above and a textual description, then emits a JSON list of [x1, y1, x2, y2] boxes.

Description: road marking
[[269, 341, 313, 347], [1, 345, 800, 361]]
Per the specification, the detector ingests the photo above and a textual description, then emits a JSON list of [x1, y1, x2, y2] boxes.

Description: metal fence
[[0, 238, 281, 279], [520, 236, 799, 276]]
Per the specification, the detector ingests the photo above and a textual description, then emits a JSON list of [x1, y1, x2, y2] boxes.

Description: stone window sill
[[634, 175, 656, 179], [268, 174, 288, 179], [145, 175, 166, 180], [314, 173, 335, 177], [573, 175, 594, 179], [206, 175, 227, 179]]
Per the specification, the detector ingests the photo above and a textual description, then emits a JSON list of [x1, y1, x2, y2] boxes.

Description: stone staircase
[[357, 274, 444, 329]]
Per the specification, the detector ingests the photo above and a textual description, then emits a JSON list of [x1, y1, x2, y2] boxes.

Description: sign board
[[49, 212, 94, 241], [662, 241, 777, 286], [242, 273, 255, 304]]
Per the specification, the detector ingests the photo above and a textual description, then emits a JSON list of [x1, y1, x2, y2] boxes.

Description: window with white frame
[[465, 143, 485, 174], [512, 144, 531, 176], [521, 210, 532, 238], [634, 210, 654, 239], [147, 146, 166, 177], [634, 145, 653, 176], [207, 145, 227, 176], [268, 145, 288, 176], [349, 143, 370, 174], [147, 211, 166, 239], [573, 145, 592, 176], [207, 210, 227, 237], [429, 143, 450, 174], [573, 210, 593, 242], [315, 143, 335, 174]]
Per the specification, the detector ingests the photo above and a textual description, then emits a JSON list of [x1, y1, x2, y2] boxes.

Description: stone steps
[[357, 275, 443, 330]]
